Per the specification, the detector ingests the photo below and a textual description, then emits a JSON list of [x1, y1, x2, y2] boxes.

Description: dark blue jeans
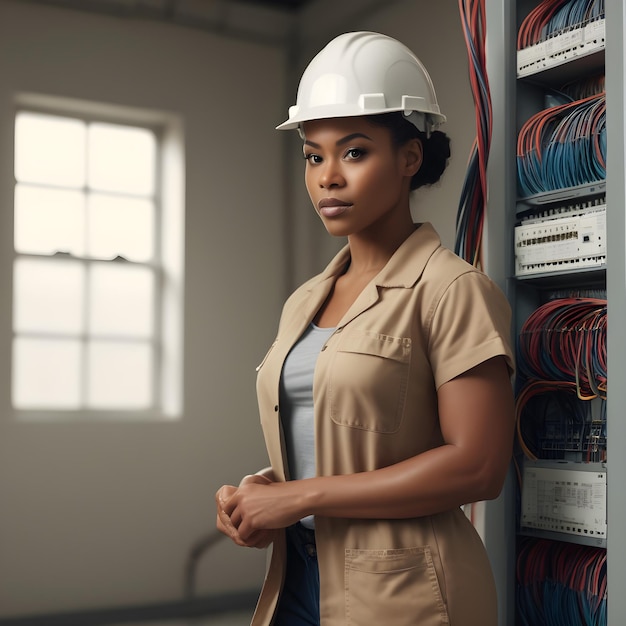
[[274, 523, 320, 626]]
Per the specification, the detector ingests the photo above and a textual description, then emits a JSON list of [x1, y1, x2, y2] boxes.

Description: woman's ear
[[403, 138, 423, 177]]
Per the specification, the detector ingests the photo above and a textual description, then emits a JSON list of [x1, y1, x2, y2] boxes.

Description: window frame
[[11, 93, 184, 422]]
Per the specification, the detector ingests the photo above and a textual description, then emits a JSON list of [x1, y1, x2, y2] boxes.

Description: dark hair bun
[[411, 130, 451, 189]]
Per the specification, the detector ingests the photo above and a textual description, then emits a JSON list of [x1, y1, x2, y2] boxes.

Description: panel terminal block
[[515, 203, 606, 276], [517, 18, 605, 77], [520, 460, 606, 542]]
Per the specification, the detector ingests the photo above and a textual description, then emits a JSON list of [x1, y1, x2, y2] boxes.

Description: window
[[12, 98, 184, 419]]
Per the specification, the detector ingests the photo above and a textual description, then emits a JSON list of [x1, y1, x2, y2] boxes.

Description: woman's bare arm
[[221, 356, 514, 542]]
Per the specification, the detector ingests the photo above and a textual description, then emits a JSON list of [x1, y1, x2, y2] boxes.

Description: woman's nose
[[319, 160, 345, 188]]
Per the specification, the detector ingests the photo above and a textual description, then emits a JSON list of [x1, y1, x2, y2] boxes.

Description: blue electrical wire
[[517, 93, 606, 197], [455, 0, 491, 267], [517, 539, 606, 625], [544, 0, 604, 37]]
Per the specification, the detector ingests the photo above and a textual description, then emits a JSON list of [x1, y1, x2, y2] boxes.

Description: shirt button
[[274, 405, 279, 412]]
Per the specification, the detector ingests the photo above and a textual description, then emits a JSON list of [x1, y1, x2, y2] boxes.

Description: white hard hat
[[276, 31, 446, 134]]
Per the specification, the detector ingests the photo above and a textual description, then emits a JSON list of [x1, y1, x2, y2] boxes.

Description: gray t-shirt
[[279, 322, 335, 529]]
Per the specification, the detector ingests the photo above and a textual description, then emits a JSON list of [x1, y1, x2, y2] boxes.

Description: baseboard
[[0, 591, 259, 625]]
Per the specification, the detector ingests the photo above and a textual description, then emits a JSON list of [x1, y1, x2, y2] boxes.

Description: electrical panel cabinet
[[485, 0, 626, 623], [512, 4, 607, 622]]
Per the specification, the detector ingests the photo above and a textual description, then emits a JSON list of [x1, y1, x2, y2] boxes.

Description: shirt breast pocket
[[329, 330, 411, 433]]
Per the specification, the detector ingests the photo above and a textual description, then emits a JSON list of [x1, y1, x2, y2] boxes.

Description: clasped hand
[[215, 474, 301, 549]]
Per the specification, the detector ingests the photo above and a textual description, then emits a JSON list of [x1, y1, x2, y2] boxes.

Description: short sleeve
[[428, 271, 515, 389]]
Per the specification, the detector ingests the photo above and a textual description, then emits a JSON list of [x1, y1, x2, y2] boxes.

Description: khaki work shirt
[[253, 223, 514, 626]]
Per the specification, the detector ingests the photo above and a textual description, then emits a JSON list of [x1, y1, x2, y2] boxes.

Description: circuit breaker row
[[514, 201, 606, 276]]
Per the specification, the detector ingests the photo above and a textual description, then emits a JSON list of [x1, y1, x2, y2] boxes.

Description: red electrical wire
[[518, 297, 607, 399], [517, 0, 571, 49], [456, 0, 492, 268]]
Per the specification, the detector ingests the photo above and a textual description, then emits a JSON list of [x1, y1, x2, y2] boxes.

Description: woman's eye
[[304, 154, 322, 164], [345, 148, 365, 160]]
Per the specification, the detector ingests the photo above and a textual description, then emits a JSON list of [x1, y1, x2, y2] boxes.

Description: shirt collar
[[314, 222, 442, 289]]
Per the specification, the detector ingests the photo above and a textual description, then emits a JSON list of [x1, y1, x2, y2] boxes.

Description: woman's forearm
[[224, 358, 514, 535], [298, 444, 502, 521]]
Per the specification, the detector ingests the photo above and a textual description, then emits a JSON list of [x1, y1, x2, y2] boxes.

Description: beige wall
[[0, 0, 474, 619], [0, 0, 285, 616]]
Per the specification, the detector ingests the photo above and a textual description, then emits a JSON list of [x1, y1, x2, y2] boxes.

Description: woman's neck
[[345, 219, 416, 276]]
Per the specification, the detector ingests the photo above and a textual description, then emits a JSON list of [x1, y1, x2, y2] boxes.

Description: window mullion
[[81, 125, 90, 411]]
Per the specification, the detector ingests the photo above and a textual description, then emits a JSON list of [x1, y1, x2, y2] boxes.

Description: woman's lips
[[318, 198, 352, 217]]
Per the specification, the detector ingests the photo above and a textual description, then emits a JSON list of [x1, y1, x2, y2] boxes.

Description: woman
[[216, 31, 515, 626]]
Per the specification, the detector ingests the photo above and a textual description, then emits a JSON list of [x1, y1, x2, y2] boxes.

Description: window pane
[[15, 184, 85, 256], [88, 193, 154, 261], [15, 112, 86, 187], [88, 341, 152, 408], [13, 337, 81, 408], [89, 263, 154, 337], [88, 123, 156, 195], [14, 258, 85, 334]]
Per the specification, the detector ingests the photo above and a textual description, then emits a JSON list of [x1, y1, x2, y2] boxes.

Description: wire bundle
[[517, 537, 607, 626], [517, 0, 605, 50], [517, 298, 607, 398], [455, 0, 492, 269], [515, 379, 606, 462], [517, 92, 606, 197], [515, 298, 607, 463], [560, 74, 605, 100]]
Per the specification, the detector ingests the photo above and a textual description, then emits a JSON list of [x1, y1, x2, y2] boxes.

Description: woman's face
[[301, 116, 421, 239]]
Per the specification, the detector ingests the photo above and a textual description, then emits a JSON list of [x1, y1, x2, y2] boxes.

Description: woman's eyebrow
[[304, 132, 374, 150], [336, 132, 373, 146]]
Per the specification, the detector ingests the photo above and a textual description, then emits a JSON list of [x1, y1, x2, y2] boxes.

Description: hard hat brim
[[276, 106, 446, 131]]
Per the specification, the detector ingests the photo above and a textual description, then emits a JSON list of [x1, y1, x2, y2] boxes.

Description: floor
[[111, 610, 253, 626]]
